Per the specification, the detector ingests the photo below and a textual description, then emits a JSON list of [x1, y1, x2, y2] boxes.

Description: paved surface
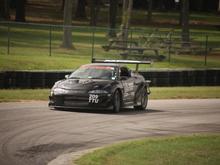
[[0, 99, 220, 165]]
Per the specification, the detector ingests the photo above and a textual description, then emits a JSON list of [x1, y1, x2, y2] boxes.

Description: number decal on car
[[89, 94, 99, 103]]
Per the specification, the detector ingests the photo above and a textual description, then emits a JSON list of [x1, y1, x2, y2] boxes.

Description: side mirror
[[65, 75, 69, 79]]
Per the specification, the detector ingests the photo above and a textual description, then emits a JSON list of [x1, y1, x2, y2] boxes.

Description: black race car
[[49, 60, 151, 112]]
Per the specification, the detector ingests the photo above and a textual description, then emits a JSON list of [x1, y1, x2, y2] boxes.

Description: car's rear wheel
[[134, 89, 148, 110], [113, 90, 121, 113]]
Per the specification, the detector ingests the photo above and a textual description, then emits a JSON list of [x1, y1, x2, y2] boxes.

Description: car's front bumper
[[49, 93, 113, 110]]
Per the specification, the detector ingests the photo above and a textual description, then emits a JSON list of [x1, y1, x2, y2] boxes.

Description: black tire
[[113, 90, 121, 113], [134, 90, 148, 110], [51, 107, 60, 111]]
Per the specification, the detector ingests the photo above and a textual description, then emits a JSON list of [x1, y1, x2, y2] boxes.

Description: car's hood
[[56, 79, 113, 91]]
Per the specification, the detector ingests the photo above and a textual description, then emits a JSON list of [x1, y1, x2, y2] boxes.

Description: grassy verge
[[75, 134, 220, 165], [0, 87, 220, 102], [0, 24, 220, 70], [150, 86, 220, 99], [1, 53, 220, 71], [0, 89, 50, 102]]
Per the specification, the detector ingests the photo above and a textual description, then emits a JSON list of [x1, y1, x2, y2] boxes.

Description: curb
[[47, 147, 101, 165]]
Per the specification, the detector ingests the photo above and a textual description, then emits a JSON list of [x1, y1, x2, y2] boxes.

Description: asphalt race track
[[0, 99, 220, 165]]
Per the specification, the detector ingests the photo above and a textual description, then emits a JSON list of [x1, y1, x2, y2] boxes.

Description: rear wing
[[92, 58, 152, 71]]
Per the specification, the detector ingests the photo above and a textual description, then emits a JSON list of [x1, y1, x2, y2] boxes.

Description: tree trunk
[[181, 0, 190, 46], [179, 0, 182, 25], [15, 0, 26, 22], [0, 0, 10, 20], [90, 1, 95, 26], [90, 0, 101, 26], [218, 0, 220, 12], [61, 0, 65, 11], [120, 0, 133, 42], [108, 0, 118, 37], [115, 0, 133, 59], [75, 0, 87, 19], [62, 0, 74, 49], [147, 0, 152, 23]]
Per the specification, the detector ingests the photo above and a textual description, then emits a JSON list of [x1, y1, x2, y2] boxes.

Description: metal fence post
[[205, 34, 208, 66], [168, 33, 172, 63], [129, 29, 133, 55], [7, 22, 10, 55], [91, 27, 95, 62], [49, 25, 52, 56]]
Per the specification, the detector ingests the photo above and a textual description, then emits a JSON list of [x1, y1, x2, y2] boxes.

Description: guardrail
[[0, 69, 219, 88]]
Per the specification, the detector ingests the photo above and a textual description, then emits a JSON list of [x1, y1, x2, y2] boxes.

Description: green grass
[[1, 53, 220, 71], [0, 53, 90, 70], [0, 89, 50, 102], [76, 134, 220, 165], [0, 87, 220, 102], [150, 86, 220, 99], [0, 23, 220, 71]]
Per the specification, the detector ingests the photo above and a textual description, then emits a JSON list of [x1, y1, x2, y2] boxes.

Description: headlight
[[50, 90, 54, 96], [89, 90, 109, 94], [52, 88, 69, 95]]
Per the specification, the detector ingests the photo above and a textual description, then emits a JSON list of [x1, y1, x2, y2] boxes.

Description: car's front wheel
[[113, 90, 121, 113]]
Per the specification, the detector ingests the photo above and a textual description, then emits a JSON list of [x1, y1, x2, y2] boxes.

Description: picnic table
[[102, 39, 138, 51], [102, 39, 159, 57]]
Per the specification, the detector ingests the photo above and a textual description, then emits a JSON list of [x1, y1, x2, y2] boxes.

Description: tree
[[108, 0, 118, 37], [75, 0, 87, 20], [62, 0, 74, 49], [15, 0, 26, 22], [61, 0, 65, 11], [218, 0, 220, 12], [120, 0, 133, 42], [89, 0, 102, 26], [180, 0, 190, 45], [0, 0, 10, 20], [179, 0, 182, 25], [147, 0, 152, 23]]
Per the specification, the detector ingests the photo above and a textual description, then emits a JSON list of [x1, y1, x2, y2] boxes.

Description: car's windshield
[[69, 65, 116, 80]]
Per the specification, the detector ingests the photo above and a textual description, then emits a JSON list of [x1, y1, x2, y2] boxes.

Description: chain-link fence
[[0, 21, 220, 69]]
